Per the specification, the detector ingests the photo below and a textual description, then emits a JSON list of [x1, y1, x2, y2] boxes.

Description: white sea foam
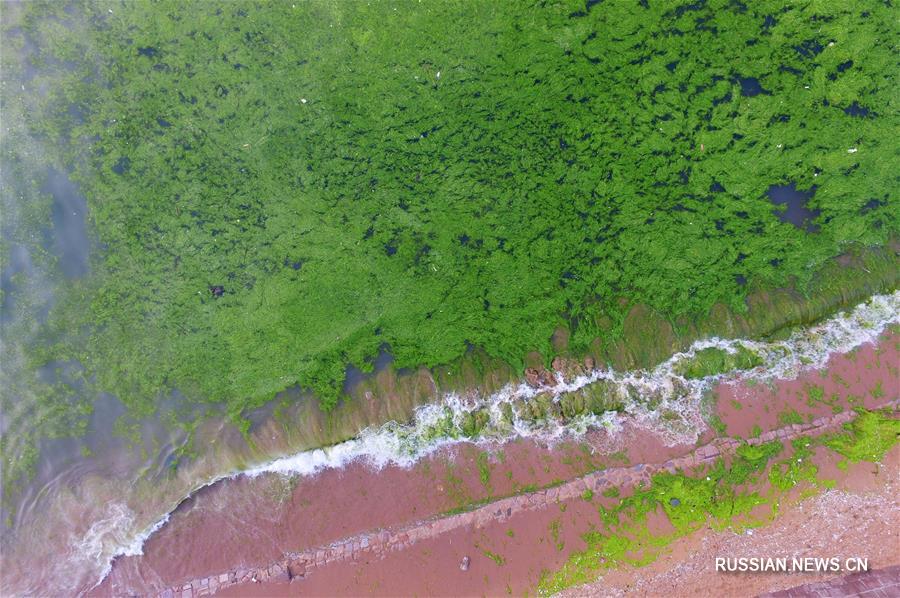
[[71, 291, 899, 594]]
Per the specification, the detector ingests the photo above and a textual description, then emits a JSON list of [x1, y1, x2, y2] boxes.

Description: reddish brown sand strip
[[759, 565, 900, 598], [216, 445, 898, 597], [152, 401, 897, 598]]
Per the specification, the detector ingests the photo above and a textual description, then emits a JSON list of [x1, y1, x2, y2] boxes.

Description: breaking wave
[[248, 291, 899, 472]]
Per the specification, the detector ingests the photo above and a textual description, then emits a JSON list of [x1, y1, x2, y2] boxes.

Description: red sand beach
[[93, 332, 899, 597], [218, 445, 899, 598]]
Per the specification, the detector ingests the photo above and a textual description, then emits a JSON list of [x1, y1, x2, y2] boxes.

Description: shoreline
[[91, 328, 899, 596], [310, 248, 900, 454], [2, 291, 896, 595], [149, 402, 899, 598]]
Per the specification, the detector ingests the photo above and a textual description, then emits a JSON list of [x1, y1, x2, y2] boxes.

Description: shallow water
[[43, 167, 91, 278], [0, 244, 32, 324], [342, 345, 395, 395], [767, 182, 821, 232]]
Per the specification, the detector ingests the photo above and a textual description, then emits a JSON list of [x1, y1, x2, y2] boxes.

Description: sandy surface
[[213, 444, 899, 598]]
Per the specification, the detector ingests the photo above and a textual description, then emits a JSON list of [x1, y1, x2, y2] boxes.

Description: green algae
[[442, 461, 471, 512], [2, 0, 898, 504], [558, 381, 624, 419], [674, 345, 763, 379], [649, 440, 782, 535], [476, 450, 493, 494], [823, 409, 900, 465], [808, 385, 826, 404], [538, 409, 900, 595], [777, 408, 805, 426], [768, 438, 818, 491], [805, 384, 844, 413], [419, 408, 458, 443], [707, 414, 728, 436], [549, 519, 565, 551], [601, 486, 620, 499], [461, 409, 492, 438], [481, 548, 506, 567]]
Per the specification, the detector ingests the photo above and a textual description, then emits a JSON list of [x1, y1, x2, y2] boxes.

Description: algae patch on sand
[[537, 408, 899, 595]]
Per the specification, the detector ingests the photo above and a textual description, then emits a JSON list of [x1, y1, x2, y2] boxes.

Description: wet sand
[[95, 429, 653, 595], [95, 397, 699, 593], [94, 332, 898, 597]]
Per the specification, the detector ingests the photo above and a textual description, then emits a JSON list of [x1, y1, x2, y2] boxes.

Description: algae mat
[[1, 1, 897, 494]]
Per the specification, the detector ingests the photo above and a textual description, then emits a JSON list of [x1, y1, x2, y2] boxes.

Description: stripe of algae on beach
[[2, 1, 896, 495], [537, 409, 900, 594]]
